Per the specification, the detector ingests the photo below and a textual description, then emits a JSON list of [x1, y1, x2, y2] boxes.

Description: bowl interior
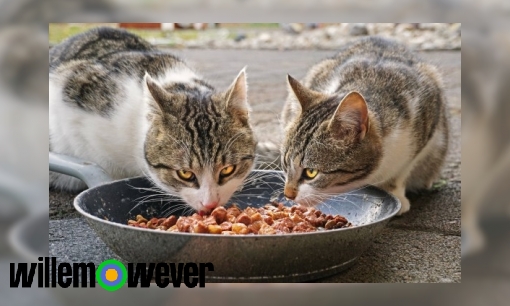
[[76, 170, 400, 227]]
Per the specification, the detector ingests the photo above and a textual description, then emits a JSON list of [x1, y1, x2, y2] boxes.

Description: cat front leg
[[392, 186, 411, 215], [378, 179, 411, 215]]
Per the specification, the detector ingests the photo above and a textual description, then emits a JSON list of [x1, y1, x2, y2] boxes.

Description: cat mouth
[[293, 196, 322, 207]]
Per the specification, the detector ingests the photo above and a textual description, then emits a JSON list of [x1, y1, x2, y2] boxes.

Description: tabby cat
[[49, 27, 256, 212], [281, 37, 449, 215]]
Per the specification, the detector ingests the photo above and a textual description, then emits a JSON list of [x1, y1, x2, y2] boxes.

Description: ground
[[49, 49, 461, 283]]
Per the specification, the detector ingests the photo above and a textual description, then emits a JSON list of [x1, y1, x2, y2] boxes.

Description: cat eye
[[220, 165, 236, 177], [177, 169, 195, 181], [303, 168, 319, 180]]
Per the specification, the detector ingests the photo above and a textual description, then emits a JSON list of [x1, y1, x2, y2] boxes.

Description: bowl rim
[[74, 172, 401, 239]]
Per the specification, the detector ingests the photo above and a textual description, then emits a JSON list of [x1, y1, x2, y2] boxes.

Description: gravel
[[148, 23, 461, 51]]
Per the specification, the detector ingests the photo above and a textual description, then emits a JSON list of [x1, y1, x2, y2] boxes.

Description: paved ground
[[49, 49, 461, 283]]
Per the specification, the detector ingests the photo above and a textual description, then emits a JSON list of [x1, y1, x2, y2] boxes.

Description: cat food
[[127, 202, 352, 235]]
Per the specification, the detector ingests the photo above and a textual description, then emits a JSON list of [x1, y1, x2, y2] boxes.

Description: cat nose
[[284, 187, 297, 200], [284, 193, 296, 200], [203, 202, 218, 209]]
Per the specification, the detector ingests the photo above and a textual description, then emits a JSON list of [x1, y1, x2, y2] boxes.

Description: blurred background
[[48, 22, 461, 51], [0, 0, 508, 305]]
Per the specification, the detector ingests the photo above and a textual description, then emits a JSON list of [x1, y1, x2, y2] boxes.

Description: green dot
[[96, 259, 127, 291]]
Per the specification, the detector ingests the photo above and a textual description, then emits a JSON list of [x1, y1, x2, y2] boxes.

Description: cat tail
[[254, 141, 282, 170]]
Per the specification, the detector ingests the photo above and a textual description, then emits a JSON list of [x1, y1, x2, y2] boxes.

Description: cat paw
[[384, 185, 411, 216], [396, 195, 410, 216]]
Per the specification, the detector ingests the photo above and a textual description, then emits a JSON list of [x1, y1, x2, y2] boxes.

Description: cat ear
[[328, 91, 369, 141], [224, 67, 250, 122], [287, 75, 327, 113], [144, 72, 169, 112]]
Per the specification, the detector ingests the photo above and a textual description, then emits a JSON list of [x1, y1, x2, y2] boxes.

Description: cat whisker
[[134, 192, 178, 202], [165, 204, 188, 217], [310, 194, 335, 214], [128, 196, 172, 214], [183, 206, 196, 216], [232, 193, 263, 197], [161, 204, 190, 217], [241, 173, 279, 191], [132, 195, 175, 207], [228, 197, 249, 207], [253, 154, 283, 172], [127, 183, 166, 194]]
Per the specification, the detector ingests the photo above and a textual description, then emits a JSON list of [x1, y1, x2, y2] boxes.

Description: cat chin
[[295, 181, 369, 206], [324, 182, 369, 195], [294, 184, 322, 206]]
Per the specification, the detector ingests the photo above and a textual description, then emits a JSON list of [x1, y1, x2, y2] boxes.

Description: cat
[[49, 27, 257, 213], [280, 36, 449, 215]]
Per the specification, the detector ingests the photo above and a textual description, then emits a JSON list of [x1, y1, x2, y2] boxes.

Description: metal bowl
[[50, 152, 400, 282]]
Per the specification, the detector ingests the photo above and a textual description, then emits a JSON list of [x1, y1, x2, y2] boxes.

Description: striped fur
[[281, 37, 449, 215], [49, 27, 256, 212]]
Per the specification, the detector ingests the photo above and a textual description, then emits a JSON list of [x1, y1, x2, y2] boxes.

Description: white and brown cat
[[281, 37, 449, 215], [49, 27, 257, 213]]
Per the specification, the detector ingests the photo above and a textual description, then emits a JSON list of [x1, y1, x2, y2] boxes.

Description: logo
[[96, 259, 127, 291], [10, 257, 214, 290]]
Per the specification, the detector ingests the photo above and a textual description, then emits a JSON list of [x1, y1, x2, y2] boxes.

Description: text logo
[[96, 259, 127, 291], [10, 257, 214, 290]]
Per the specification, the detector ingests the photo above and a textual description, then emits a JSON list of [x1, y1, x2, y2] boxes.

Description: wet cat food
[[127, 202, 352, 235]]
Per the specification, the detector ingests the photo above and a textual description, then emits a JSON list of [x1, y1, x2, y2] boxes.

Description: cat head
[[142, 68, 256, 212], [281, 75, 383, 205]]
